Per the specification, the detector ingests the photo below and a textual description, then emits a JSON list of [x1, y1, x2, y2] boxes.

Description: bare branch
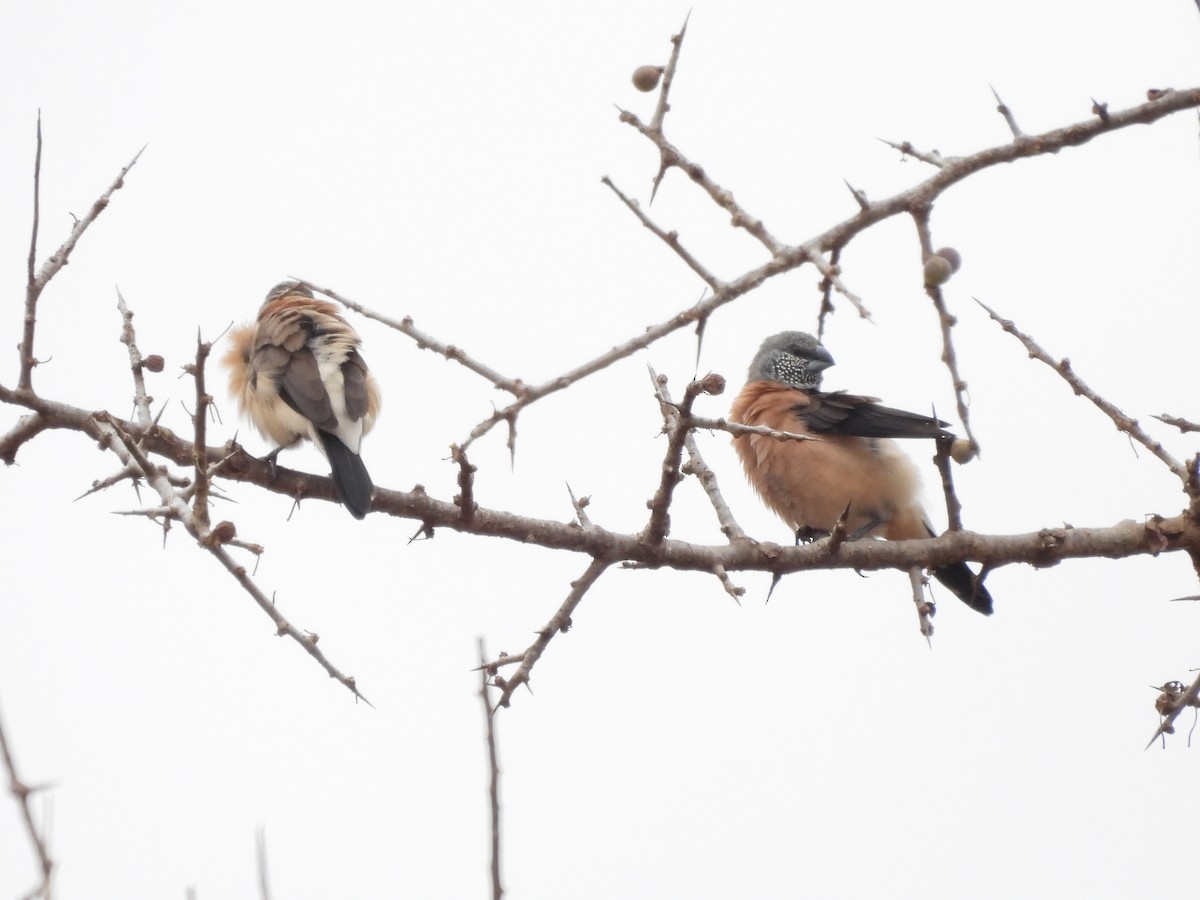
[[878, 138, 945, 168], [452, 443, 477, 524], [910, 209, 978, 450], [933, 435, 964, 532], [977, 299, 1190, 486], [186, 332, 214, 527], [93, 410, 372, 704], [655, 374, 749, 543], [646, 12, 692, 201], [0, 698, 53, 900], [300, 281, 529, 398], [619, 111, 784, 254], [6, 375, 1198, 581], [908, 567, 935, 639], [487, 557, 611, 709], [686, 414, 816, 445], [1154, 413, 1200, 434], [649, 11, 689, 134], [19, 114, 44, 393], [116, 290, 155, 428], [710, 564, 745, 603], [643, 370, 722, 544], [20, 138, 144, 392], [601, 176, 724, 290], [805, 244, 873, 321], [815, 246, 841, 340], [478, 639, 504, 900], [0, 413, 48, 466]]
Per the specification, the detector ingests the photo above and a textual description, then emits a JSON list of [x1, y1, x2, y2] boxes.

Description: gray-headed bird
[[730, 331, 992, 615], [225, 280, 381, 519]]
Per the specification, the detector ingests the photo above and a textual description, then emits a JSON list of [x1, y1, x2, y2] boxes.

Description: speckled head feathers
[[748, 331, 835, 390]]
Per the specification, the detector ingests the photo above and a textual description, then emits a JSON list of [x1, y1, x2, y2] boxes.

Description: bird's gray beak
[[809, 348, 835, 372]]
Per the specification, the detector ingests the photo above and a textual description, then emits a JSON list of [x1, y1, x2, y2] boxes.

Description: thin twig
[[644, 369, 722, 544], [96, 411, 372, 704], [686, 414, 816, 444], [656, 375, 749, 543], [933, 435, 964, 532], [908, 566, 935, 640], [977, 299, 1190, 486], [649, 11, 689, 134], [710, 564, 745, 603], [601, 177, 724, 290], [21, 140, 144, 391], [1154, 413, 1200, 434], [300, 280, 530, 398], [878, 138, 945, 168], [19, 114, 44, 392], [188, 332, 214, 527], [478, 638, 504, 900], [815, 246, 842, 339], [648, 12, 692, 201], [911, 208, 978, 450], [804, 243, 873, 321], [619, 113, 784, 254], [0, 697, 54, 900], [452, 443, 477, 524], [256, 826, 272, 900], [487, 557, 612, 710]]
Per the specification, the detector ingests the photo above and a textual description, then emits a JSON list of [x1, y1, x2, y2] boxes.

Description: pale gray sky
[[2, 2, 1199, 898]]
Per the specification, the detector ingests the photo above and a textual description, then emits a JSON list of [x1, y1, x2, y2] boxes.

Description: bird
[[729, 330, 992, 615], [224, 280, 381, 519]]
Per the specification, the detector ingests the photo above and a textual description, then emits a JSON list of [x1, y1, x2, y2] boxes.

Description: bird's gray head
[[748, 331, 835, 389], [262, 280, 314, 304]]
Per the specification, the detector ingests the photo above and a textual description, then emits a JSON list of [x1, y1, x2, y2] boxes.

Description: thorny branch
[[21, 130, 143, 392], [0, 699, 54, 900], [296, 85, 1200, 462], [977, 299, 1191, 487], [643, 369, 725, 545], [483, 556, 612, 710], [910, 207, 979, 452], [187, 332, 215, 527], [4, 28, 1200, 732], [103, 302, 371, 704], [650, 372, 749, 545], [478, 639, 504, 900]]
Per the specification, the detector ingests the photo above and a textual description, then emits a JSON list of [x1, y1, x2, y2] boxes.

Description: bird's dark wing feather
[[274, 347, 337, 431], [796, 391, 951, 439], [341, 349, 371, 422]]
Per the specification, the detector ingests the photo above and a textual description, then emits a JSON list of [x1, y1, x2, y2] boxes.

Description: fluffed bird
[[730, 331, 992, 615], [224, 280, 381, 519]]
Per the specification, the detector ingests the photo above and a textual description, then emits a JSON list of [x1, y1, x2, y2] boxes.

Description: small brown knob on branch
[[950, 438, 977, 464], [632, 65, 663, 92], [924, 255, 953, 286]]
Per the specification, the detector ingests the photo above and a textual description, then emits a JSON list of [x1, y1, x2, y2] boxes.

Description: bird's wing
[[252, 329, 338, 433], [340, 349, 371, 423], [796, 390, 952, 439]]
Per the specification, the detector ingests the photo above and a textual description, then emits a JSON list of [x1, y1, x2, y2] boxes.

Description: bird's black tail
[[932, 562, 993, 616], [319, 432, 373, 519]]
